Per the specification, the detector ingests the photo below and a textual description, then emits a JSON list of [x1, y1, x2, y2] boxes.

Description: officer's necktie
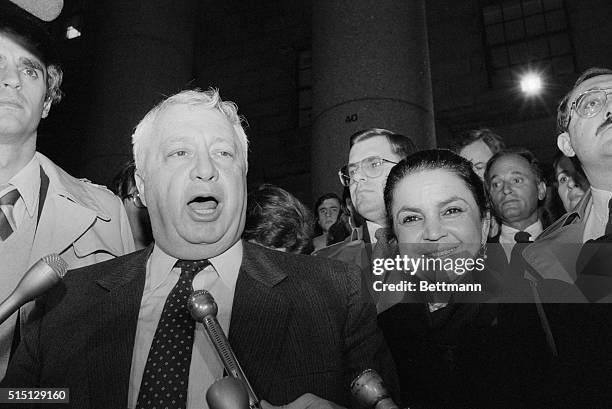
[[0, 189, 20, 240]]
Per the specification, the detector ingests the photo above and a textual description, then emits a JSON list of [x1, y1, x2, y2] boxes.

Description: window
[[297, 49, 312, 128], [482, 0, 574, 88]]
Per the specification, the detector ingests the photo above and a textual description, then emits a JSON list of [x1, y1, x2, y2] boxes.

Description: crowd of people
[[2, 2, 612, 409]]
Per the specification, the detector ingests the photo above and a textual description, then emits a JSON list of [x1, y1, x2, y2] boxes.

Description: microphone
[[0, 254, 68, 324], [350, 369, 399, 409], [8, 0, 64, 21], [207, 377, 250, 409], [188, 290, 261, 409]]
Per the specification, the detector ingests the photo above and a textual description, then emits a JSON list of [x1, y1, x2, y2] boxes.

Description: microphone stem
[[0, 291, 20, 324], [202, 316, 261, 409]]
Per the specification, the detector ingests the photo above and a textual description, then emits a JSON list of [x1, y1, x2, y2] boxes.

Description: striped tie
[[0, 189, 20, 240]]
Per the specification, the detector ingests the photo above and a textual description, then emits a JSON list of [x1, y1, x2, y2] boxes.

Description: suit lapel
[[229, 243, 290, 399], [87, 248, 150, 409]]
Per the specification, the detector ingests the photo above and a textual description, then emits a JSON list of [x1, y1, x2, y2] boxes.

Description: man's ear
[[135, 170, 147, 207], [481, 210, 491, 246], [537, 181, 547, 201], [557, 132, 576, 157], [41, 99, 52, 119]]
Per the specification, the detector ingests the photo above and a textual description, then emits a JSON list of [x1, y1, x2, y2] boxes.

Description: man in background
[[314, 128, 417, 313], [0, 3, 134, 378], [3, 89, 397, 409]]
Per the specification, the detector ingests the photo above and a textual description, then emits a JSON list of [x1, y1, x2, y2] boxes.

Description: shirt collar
[[147, 240, 243, 290], [366, 220, 383, 243], [0, 155, 40, 218], [589, 186, 612, 225], [499, 219, 543, 244]]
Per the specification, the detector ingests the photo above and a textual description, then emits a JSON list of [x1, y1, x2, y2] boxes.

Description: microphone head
[[188, 290, 218, 322], [206, 377, 250, 409], [350, 369, 395, 409], [8, 0, 64, 21], [41, 254, 69, 278]]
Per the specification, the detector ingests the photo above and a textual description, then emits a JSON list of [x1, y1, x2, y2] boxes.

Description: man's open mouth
[[188, 196, 220, 215]]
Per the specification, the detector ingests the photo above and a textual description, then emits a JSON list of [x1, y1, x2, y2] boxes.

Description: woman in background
[[243, 184, 313, 254], [553, 152, 588, 212], [112, 161, 153, 250]]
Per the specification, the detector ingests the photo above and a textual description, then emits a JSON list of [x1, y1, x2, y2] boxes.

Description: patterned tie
[[0, 189, 20, 240], [136, 259, 211, 409]]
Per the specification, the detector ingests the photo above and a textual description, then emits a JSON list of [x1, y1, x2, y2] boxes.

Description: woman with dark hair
[[552, 152, 589, 212], [111, 161, 153, 250], [378, 149, 503, 408], [312, 192, 350, 251], [243, 184, 314, 254]]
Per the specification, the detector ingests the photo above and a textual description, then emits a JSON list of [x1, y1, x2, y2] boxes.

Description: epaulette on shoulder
[[78, 178, 112, 192]]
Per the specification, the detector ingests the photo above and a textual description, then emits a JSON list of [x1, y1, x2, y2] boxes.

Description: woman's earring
[[478, 242, 488, 260]]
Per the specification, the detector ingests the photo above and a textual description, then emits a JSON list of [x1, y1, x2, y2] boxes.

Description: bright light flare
[[520, 72, 543, 96]]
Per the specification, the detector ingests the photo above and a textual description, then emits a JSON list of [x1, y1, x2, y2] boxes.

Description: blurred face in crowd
[[459, 139, 494, 180], [0, 33, 51, 141], [136, 104, 247, 260], [389, 168, 489, 279], [555, 156, 587, 212], [348, 135, 401, 226], [487, 154, 546, 230], [122, 189, 153, 250], [558, 74, 612, 185], [317, 198, 340, 233]]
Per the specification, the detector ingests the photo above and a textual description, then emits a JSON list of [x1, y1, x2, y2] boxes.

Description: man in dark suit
[[519, 67, 612, 407], [313, 128, 416, 313], [2, 89, 397, 409]]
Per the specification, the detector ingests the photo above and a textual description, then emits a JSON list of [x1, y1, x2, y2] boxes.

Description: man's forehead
[[491, 154, 532, 175], [0, 32, 45, 68], [348, 135, 395, 162], [154, 104, 235, 137], [572, 74, 612, 99], [319, 198, 340, 208]]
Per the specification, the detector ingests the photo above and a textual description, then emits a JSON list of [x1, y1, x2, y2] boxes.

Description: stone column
[[311, 0, 435, 199]]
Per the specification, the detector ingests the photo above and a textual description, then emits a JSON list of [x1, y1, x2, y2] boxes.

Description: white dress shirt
[[366, 220, 383, 243], [499, 220, 543, 261], [583, 187, 612, 242], [0, 155, 40, 232], [128, 240, 243, 409]]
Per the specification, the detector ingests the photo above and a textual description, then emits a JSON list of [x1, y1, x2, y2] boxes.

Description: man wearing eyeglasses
[[314, 128, 417, 312], [518, 67, 612, 408], [523, 67, 612, 282]]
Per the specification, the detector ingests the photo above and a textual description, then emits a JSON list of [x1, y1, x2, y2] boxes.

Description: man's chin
[[162, 235, 239, 260]]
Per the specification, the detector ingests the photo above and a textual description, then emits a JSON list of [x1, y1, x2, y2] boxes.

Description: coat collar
[[28, 152, 125, 263], [229, 242, 291, 398], [522, 191, 591, 283], [36, 152, 111, 220], [86, 248, 149, 409], [239, 241, 288, 287]]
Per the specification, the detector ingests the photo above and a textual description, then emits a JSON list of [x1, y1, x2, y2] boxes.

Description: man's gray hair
[[132, 88, 249, 173]]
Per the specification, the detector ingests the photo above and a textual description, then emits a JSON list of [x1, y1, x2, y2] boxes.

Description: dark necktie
[[136, 259, 210, 409], [0, 189, 20, 240], [575, 199, 612, 302], [514, 231, 532, 243]]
